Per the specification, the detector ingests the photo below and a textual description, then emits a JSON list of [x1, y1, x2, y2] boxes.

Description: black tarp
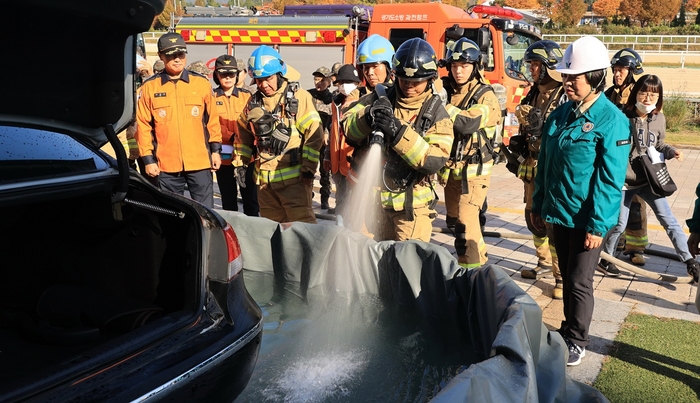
[[220, 211, 609, 403]]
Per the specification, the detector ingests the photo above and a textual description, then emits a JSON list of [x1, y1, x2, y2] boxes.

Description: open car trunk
[[0, 182, 202, 390]]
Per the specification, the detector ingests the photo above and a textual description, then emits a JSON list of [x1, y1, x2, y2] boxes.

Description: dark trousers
[[216, 162, 259, 216], [552, 224, 603, 348], [159, 169, 213, 208], [319, 145, 331, 204]]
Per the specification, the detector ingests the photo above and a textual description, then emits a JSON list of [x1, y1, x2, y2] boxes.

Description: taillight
[[180, 29, 190, 41], [223, 224, 244, 280]]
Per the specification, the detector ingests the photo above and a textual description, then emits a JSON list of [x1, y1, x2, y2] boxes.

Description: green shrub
[[663, 95, 693, 132]]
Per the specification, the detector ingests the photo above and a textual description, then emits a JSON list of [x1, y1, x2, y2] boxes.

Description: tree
[[194, 0, 205, 6], [552, 0, 587, 27], [619, 0, 681, 26], [687, 0, 700, 12], [696, 7, 700, 24], [503, 0, 541, 8], [154, 0, 175, 30], [592, 0, 622, 19]]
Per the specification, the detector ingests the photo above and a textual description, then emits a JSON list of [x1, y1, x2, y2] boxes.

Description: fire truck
[[175, 3, 539, 141], [175, 9, 370, 90], [368, 3, 542, 142]]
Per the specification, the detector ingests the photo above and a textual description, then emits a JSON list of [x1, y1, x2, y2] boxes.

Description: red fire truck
[[175, 3, 540, 140]]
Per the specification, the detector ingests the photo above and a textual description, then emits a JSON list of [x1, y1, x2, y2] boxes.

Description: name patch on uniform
[[154, 93, 167, 98], [216, 101, 224, 105], [582, 122, 594, 132], [191, 106, 200, 117], [617, 139, 631, 146]]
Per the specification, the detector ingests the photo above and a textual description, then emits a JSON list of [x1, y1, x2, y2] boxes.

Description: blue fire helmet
[[357, 34, 395, 65], [248, 45, 287, 79]]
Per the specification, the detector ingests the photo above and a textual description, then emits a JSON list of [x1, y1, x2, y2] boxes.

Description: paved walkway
[[214, 148, 700, 387]]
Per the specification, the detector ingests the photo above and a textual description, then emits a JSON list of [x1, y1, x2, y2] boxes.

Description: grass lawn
[[592, 313, 700, 403], [667, 129, 700, 148]]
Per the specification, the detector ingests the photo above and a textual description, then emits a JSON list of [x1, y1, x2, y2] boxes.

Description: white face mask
[[339, 83, 357, 96], [636, 101, 656, 114]]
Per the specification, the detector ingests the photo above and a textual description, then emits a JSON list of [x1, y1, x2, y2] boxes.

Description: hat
[[312, 66, 331, 78], [215, 55, 238, 73], [333, 64, 361, 84], [158, 32, 187, 55], [153, 60, 165, 73], [331, 62, 342, 76], [187, 60, 210, 76], [236, 58, 247, 72]]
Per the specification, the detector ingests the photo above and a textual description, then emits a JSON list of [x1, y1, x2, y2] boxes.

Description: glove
[[370, 96, 393, 116], [234, 166, 247, 189], [269, 126, 291, 155], [515, 104, 532, 126], [373, 109, 402, 143]]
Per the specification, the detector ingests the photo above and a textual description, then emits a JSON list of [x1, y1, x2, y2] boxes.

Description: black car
[[0, 1, 262, 401]]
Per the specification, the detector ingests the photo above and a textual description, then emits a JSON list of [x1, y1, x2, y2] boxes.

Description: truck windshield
[[502, 32, 539, 82]]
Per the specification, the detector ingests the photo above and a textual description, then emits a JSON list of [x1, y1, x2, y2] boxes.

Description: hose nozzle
[[369, 130, 384, 147]]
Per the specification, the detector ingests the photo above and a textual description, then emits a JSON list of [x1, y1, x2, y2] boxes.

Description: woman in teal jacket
[[531, 36, 631, 367]]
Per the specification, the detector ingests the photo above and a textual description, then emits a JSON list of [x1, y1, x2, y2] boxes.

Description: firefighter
[[355, 34, 395, 96], [135, 32, 222, 208], [212, 54, 258, 215], [309, 66, 334, 210], [513, 40, 567, 299], [437, 38, 501, 269], [323, 64, 362, 216], [604, 48, 648, 268], [342, 38, 453, 242], [233, 45, 323, 223]]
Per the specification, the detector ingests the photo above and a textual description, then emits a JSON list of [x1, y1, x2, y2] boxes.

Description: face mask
[[339, 83, 357, 95], [636, 101, 656, 114]]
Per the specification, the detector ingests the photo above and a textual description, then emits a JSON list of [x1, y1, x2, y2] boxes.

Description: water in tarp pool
[[235, 271, 476, 403]]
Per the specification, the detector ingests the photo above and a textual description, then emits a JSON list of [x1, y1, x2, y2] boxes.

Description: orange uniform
[[136, 70, 222, 173], [213, 86, 251, 166]]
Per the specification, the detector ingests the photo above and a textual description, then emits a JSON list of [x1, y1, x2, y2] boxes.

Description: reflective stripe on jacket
[[439, 78, 500, 182], [341, 88, 453, 211], [235, 81, 322, 184], [135, 70, 222, 172]]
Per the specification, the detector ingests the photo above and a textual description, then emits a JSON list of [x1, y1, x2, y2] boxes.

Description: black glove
[[234, 166, 247, 189], [370, 96, 393, 116], [373, 109, 402, 143], [269, 126, 290, 155]]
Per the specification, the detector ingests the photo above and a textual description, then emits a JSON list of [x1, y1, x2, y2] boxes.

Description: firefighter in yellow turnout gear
[[233, 45, 322, 223], [437, 38, 501, 269], [342, 38, 453, 241], [512, 40, 567, 299]]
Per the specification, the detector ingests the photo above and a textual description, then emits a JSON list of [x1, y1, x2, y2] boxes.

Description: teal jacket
[[532, 95, 631, 236], [687, 182, 700, 233]]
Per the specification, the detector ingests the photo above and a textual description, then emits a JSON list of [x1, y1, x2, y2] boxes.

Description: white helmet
[[556, 36, 609, 75]]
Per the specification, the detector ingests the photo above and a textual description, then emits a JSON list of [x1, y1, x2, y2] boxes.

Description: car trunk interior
[[0, 185, 200, 387]]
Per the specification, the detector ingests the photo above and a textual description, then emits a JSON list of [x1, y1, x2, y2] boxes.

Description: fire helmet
[[392, 38, 438, 82], [443, 38, 481, 65], [610, 48, 644, 75], [248, 45, 287, 79], [524, 40, 563, 70], [357, 34, 395, 66]]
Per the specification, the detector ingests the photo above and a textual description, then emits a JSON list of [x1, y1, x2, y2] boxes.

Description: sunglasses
[[218, 71, 238, 78]]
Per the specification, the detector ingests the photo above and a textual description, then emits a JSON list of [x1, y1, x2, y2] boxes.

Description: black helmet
[[610, 48, 644, 75], [442, 38, 481, 66], [524, 40, 563, 70], [392, 38, 438, 82]]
